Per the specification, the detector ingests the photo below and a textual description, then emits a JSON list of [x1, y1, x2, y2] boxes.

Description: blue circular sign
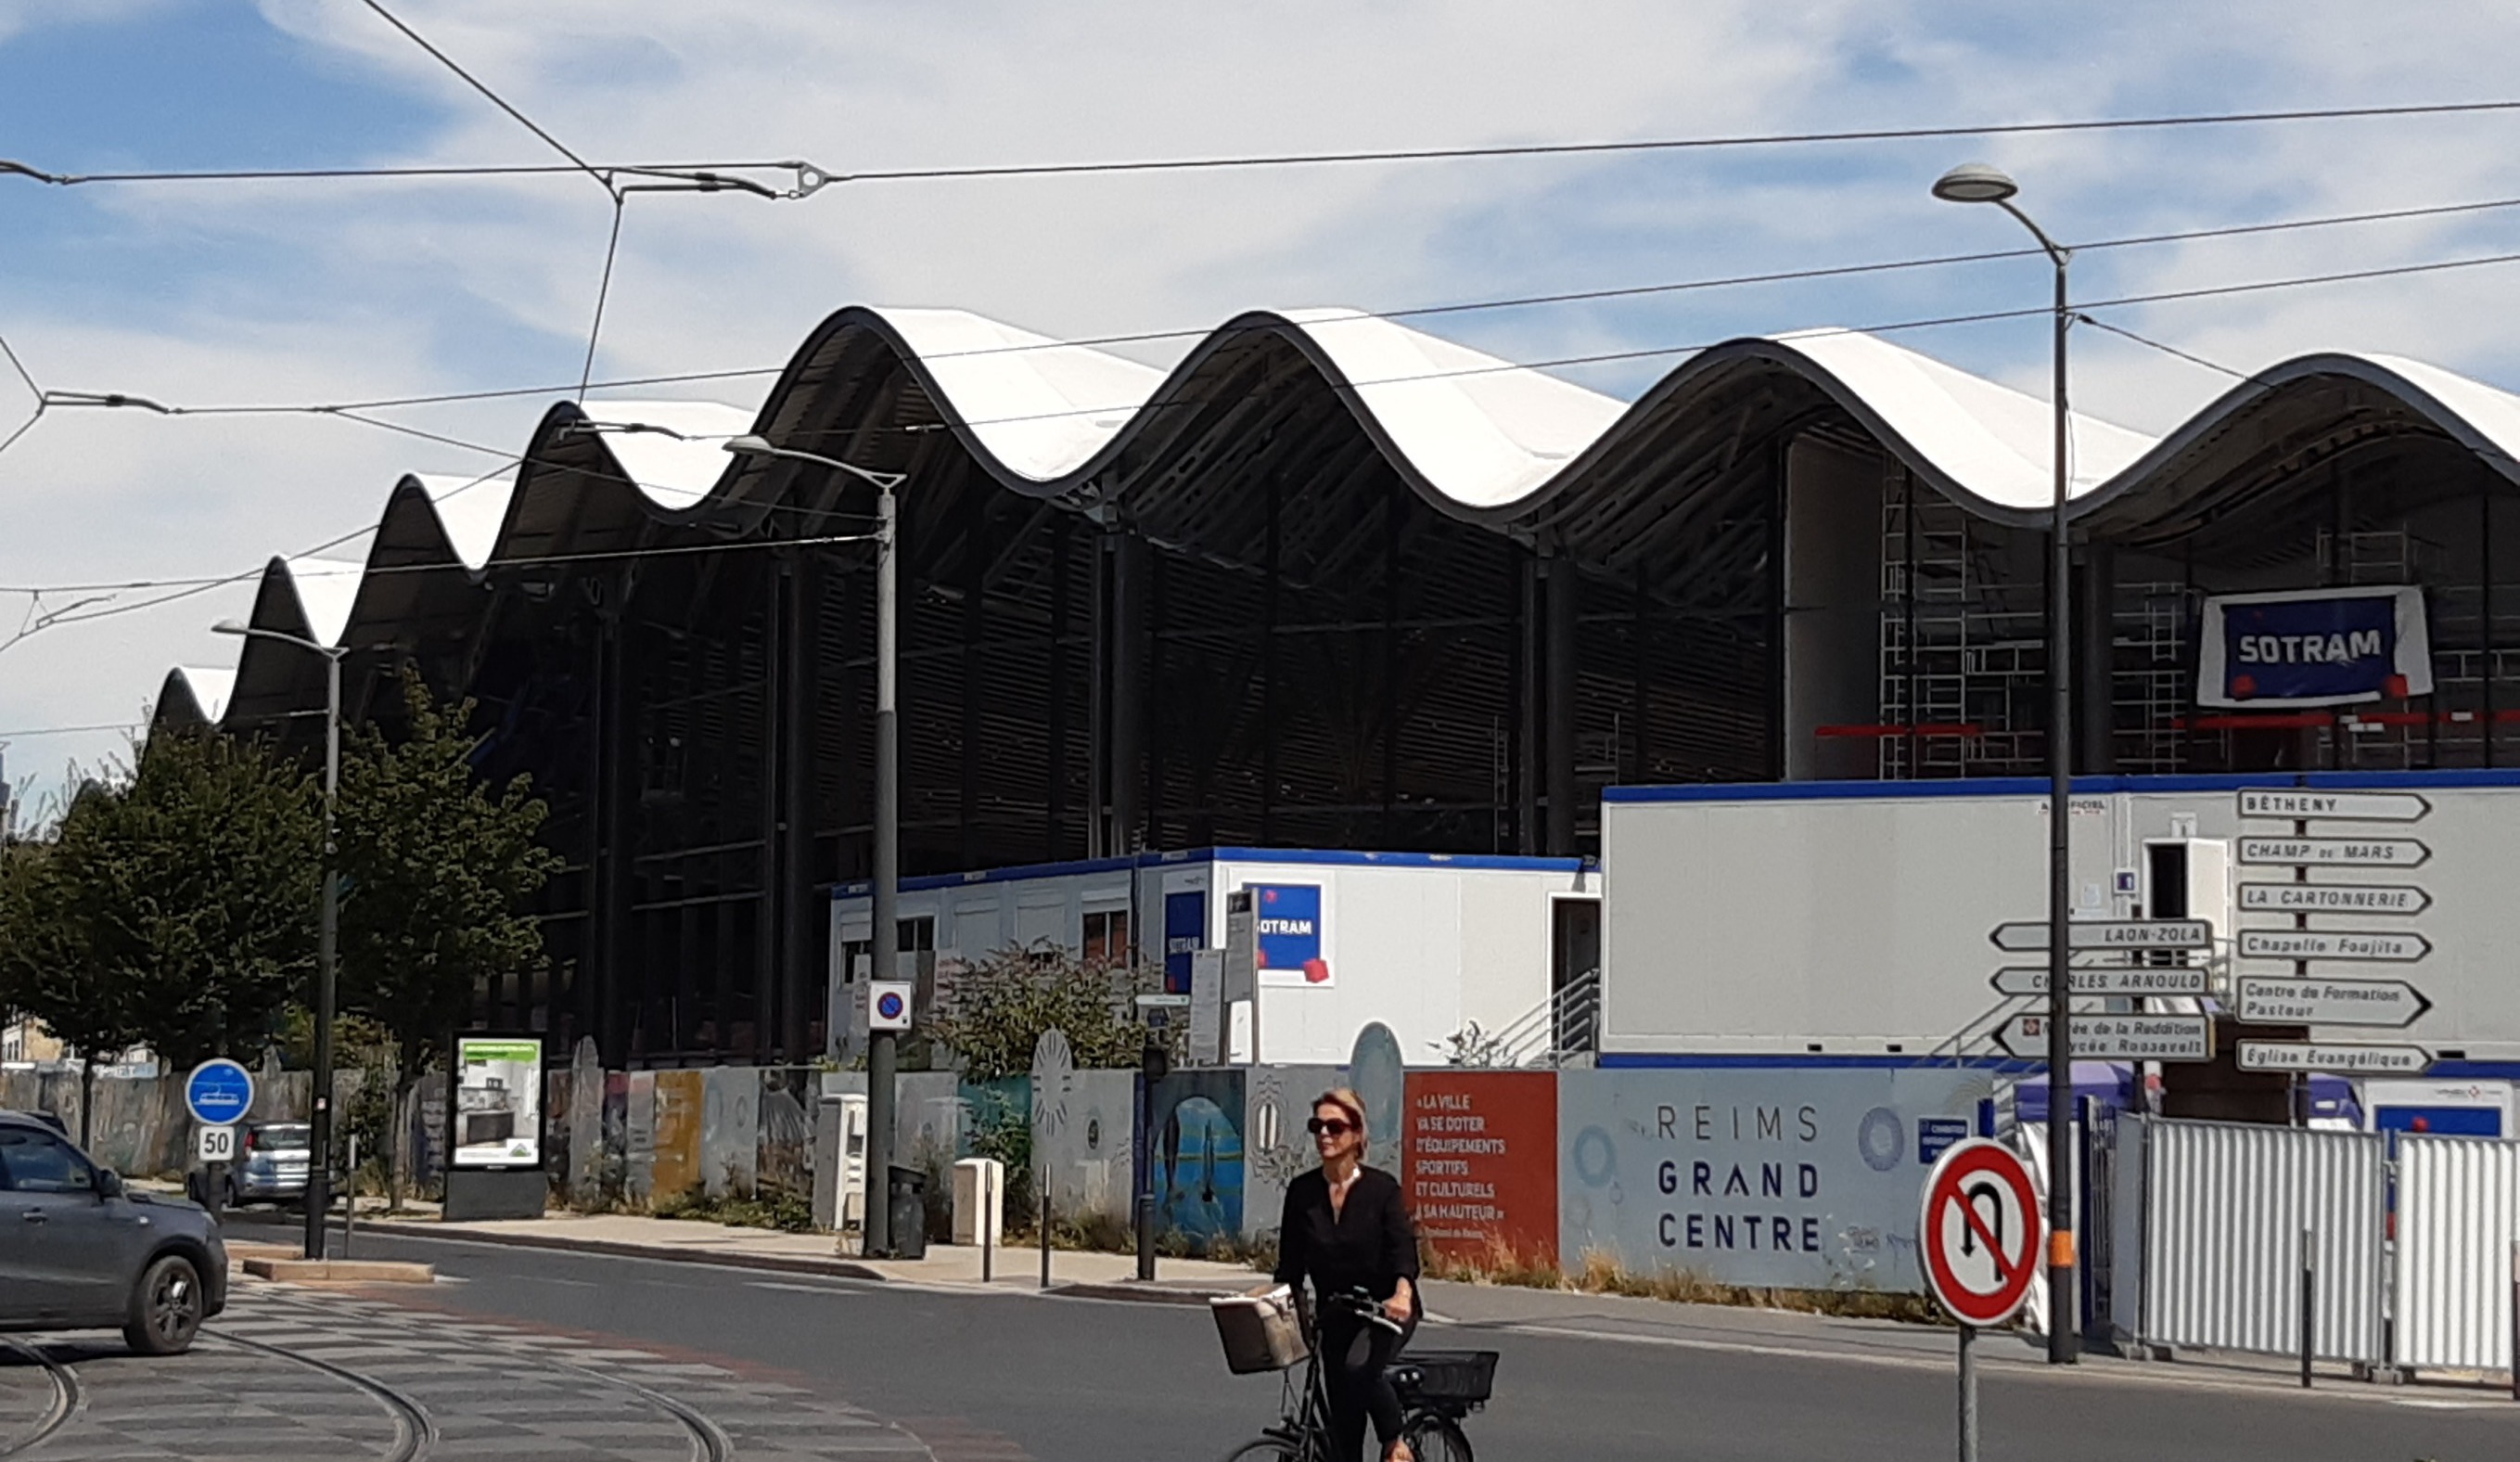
[[875, 991, 907, 1021], [185, 1058, 254, 1126]]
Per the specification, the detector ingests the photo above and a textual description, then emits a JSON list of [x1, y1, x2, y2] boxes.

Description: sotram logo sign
[[2198, 585, 2432, 709]]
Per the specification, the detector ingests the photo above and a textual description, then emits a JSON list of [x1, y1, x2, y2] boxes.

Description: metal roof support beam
[[1544, 542, 1578, 856]]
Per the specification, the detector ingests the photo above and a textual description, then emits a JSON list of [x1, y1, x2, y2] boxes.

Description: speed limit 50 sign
[[1919, 1138, 2044, 1327], [197, 1124, 237, 1163]]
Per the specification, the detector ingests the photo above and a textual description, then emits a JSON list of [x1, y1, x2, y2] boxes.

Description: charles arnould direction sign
[[1996, 1013, 2214, 1062], [1988, 918, 2211, 953], [1989, 966, 2209, 997]]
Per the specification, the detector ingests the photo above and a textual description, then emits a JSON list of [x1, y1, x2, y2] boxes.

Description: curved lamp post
[[1932, 161, 2078, 1365]]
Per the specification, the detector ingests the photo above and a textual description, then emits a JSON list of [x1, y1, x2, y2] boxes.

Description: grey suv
[[0, 1110, 228, 1354]]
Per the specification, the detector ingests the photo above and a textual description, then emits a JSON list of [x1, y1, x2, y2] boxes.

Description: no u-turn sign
[[1919, 1139, 2044, 1327]]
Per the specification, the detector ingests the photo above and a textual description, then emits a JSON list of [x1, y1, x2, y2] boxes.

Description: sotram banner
[[1557, 1067, 1986, 1290], [2198, 585, 2433, 709]]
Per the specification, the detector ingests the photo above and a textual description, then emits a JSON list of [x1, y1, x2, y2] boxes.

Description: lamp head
[[723, 434, 774, 455], [211, 620, 249, 636], [1932, 162, 2019, 205]]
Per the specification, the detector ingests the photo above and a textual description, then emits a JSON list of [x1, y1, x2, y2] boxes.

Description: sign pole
[[1958, 1324, 1978, 1462]]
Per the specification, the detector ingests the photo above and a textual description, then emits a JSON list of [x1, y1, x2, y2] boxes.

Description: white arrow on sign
[[2236, 929, 2431, 962], [2237, 836, 2428, 868], [1989, 966, 2210, 997], [2235, 1040, 2432, 1075], [1989, 918, 2212, 953], [2234, 975, 2432, 1028], [2238, 789, 2430, 822], [1997, 1013, 2215, 1062], [2238, 882, 2431, 915]]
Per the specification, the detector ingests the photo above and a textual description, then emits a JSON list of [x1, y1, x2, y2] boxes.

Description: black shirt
[[1272, 1165, 1420, 1301]]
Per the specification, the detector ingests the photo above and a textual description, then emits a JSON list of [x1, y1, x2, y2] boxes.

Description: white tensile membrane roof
[[159, 303, 2520, 724]]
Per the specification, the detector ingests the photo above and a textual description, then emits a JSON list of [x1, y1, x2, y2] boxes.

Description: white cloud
[[12, 1, 2520, 803]]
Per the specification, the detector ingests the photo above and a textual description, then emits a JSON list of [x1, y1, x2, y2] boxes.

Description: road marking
[[748, 1280, 854, 1294]]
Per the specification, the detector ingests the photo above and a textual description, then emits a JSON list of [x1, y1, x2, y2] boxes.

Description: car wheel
[[123, 1253, 205, 1356]]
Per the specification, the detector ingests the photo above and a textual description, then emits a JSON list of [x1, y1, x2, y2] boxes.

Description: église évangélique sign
[[2198, 585, 2432, 709]]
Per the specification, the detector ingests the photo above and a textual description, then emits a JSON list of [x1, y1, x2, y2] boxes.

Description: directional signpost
[[2235, 975, 2431, 1028], [2237, 787, 2438, 1083], [1990, 966, 2209, 997], [2237, 1040, 2434, 1075], [2236, 929, 2429, 962], [1988, 918, 2211, 953], [2237, 836, 2429, 867], [1998, 1012, 2214, 1062], [2237, 789, 2429, 822], [1920, 1139, 2044, 1462]]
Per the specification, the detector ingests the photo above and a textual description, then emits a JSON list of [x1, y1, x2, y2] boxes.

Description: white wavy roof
[[151, 302, 2520, 731]]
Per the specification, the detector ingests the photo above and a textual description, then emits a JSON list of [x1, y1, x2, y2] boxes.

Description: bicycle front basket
[[1209, 1291, 1311, 1375], [1394, 1350, 1497, 1404]]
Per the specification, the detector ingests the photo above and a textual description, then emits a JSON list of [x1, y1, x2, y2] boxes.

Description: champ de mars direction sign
[[2236, 836, 2428, 868]]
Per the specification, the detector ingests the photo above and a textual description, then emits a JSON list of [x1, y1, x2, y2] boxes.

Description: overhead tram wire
[[92, 185, 2520, 426], [357, 0, 603, 186], [23, 237, 2520, 613], [11, 96, 2520, 193]]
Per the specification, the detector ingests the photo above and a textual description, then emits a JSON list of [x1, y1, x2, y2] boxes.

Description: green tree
[[336, 668, 560, 1090], [926, 943, 1163, 1081], [0, 734, 322, 1134]]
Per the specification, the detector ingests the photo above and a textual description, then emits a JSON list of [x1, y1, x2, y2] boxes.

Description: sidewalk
[[275, 1204, 1259, 1299]]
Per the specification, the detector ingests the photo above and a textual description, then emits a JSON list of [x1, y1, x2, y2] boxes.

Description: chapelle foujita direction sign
[[2234, 975, 2432, 1028], [1997, 1012, 2214, 1062], [1989, 966, 2209, 997], [2236, 929, 2430, 962], [2237, 882, 2431, 915], [2236, 836, 2429, 867], [2237, 1040, 2434, 1075], [2237, 789, 2431, 822], [1987, 918, 2212, 953]]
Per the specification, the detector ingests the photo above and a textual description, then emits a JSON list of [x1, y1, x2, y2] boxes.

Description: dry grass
[[1420, 1236, 1946, 1324]]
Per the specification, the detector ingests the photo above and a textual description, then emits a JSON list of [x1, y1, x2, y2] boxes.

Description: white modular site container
[[1600, 772, 2520, 1064], [831, 848, 1593, 1066]]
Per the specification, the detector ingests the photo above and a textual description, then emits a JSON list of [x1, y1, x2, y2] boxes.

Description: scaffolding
[[1877, 471, 2045, 778]]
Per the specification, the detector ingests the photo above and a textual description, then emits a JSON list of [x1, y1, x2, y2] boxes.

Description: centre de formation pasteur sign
[[1401, 1070, 1560, 1271]]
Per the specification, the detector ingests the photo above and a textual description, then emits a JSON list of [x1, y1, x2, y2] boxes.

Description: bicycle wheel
[[1218, 1437, 1303, 1462], [1402, 1414, 1474, 1462]]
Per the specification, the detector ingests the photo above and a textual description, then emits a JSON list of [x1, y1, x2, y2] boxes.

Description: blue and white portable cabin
[[1596, 769, 2520, 1109], [830, 847, 1595, 1066]]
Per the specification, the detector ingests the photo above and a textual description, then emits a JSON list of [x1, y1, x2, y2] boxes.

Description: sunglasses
[[1306, 1117, 1356, 1137]]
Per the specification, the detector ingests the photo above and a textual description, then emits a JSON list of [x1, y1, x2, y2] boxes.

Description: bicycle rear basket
[[1209, 1291, 1311, 1375], [1394, 1350, 1497, 1404]]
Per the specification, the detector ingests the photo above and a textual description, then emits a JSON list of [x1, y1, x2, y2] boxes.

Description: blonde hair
[[1313, 1088, 1368, 1137]]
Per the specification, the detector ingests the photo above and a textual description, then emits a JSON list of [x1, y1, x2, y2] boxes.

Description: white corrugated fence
[[2393, 1134, 2520, 1371], [2141, 1117, 2386, 1364]]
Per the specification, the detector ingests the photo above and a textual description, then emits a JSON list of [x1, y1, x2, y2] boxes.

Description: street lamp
[[213, 617, 345, 1262], [720, 433, 910, 1256], [1933, 161, 2078, 1365]]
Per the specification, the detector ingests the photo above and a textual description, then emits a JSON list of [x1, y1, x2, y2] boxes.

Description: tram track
[[0, 1338, 80, 1458], [204, 1327, 437, 1462]]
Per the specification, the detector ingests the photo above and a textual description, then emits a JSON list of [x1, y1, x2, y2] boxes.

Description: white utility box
[[952, 1157, 1004, 1247]]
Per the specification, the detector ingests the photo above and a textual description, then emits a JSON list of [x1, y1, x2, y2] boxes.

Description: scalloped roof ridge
[[157, 303, 2520, 731]]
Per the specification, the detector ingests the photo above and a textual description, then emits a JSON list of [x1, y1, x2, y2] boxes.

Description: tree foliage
[[0, 733, 320, 1071], [926, 943, 1158, 1081], [336, 668, 561, 1081]]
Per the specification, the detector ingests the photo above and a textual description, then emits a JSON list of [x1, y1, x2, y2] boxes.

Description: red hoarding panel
[[1402, 1070, 1559, 1272]]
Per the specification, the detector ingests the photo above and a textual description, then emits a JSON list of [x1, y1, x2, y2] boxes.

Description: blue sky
[[7, 0, 2520, 810]]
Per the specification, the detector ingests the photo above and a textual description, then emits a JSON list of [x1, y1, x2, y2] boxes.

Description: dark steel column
[[1109, 527, 1145, 852], [1381, 480, 1403, 842], [2077, 544, 2116, 775], [1047, 517, 1071, 859], [782, 549, 819, 1062], [959, 488, 987, 868], [1516, 548, 1540, 854], [1261, 475, 1282, 844], [1544, 547, 1578, 856]]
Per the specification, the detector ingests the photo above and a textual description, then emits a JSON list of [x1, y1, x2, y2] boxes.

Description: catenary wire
[[357, 0, 604, 186], [12, 97, 2520, 189], [101, 186, 2520, 421]]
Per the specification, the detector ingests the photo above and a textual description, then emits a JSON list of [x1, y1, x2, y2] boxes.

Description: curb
[[1047, 1281, 1241, 1306], [248, 1213, 896, 1284]]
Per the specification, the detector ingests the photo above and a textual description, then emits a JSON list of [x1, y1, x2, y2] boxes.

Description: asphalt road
[[336, 1230, 2517, 1462]]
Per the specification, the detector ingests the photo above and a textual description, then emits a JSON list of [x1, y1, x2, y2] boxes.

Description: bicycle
[[1217, 1288, 1492, 1462]]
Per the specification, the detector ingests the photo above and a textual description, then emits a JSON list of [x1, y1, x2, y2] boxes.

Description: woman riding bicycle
[[1260, 1088, 1421, 1462]]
